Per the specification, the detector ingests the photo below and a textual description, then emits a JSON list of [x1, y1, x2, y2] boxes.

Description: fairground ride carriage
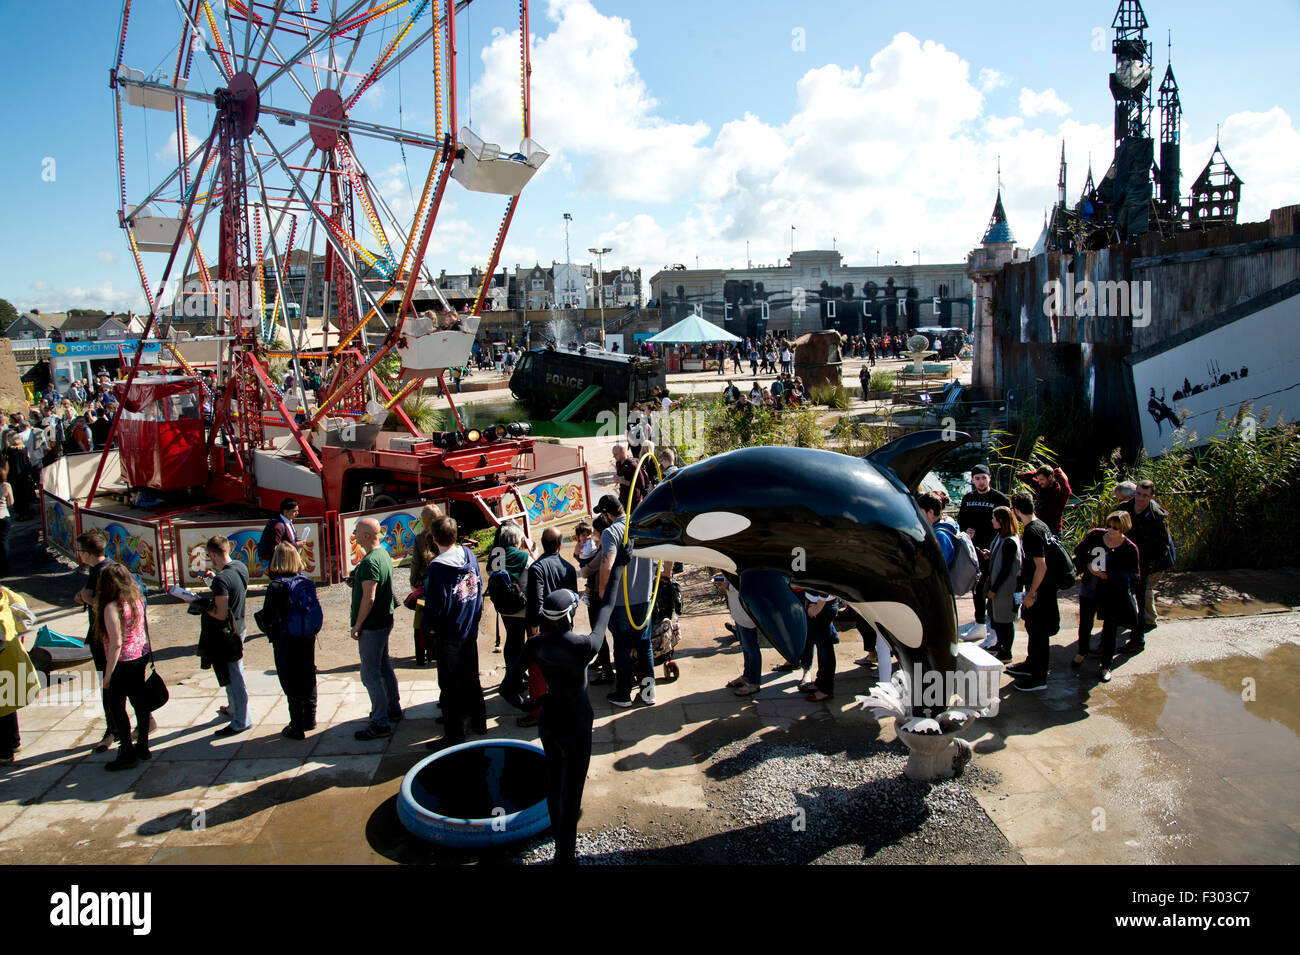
[[97, 0, 551, 528]]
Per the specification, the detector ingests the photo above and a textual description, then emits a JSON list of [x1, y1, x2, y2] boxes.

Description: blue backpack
[[284, 575, 323, 638]]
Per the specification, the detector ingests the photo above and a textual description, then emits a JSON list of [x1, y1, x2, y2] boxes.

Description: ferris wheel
[[99, 0, 547, 507]]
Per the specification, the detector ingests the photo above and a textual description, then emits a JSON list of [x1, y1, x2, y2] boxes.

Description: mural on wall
[[338, 503, 444, 576], [174, 520, 326, 586], [1130, 291, 1300, 457], [41, 492, 77, 560], [502, 467, 589, 529], [78, 509, 162, 588]]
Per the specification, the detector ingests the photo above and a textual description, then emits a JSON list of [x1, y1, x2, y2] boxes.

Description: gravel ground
[[513, 734, 1018, 865]]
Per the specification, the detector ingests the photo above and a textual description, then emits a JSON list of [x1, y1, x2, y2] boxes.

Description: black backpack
[[1044, 529, 1079, 591], [486, 569, 527, 615]]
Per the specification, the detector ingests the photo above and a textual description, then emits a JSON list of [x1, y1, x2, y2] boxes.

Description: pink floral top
[[114, 600, 149, 661]]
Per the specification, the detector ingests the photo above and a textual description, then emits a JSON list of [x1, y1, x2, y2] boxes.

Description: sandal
[[725, 676, 747, 689], [805, 691, 834, 702], [772, 661, 801, 672], [797, 681, 818, 693], [734, 683, 761, 697]]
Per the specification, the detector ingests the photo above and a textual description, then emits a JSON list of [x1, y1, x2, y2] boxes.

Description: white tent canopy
[[645, 313, 740, 344]]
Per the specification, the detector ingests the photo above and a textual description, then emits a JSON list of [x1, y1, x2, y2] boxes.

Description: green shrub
[[869, 370, 896, 392], [384, 391, 445, 433], [1063, 407, 1300, 571], [810, 383, 850, 409]]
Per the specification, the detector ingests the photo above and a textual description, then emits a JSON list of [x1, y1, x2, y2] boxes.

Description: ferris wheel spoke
[[184, 0, 234, 80], [344, 0, 432, 111], [242, 0, 287, 78], [346, 21, 435, 110], [257, 0, 370, 94], [256, 127, 393, 328]]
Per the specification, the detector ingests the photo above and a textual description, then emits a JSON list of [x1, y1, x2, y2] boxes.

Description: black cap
[[594, 493, 623, 516], [971, 464, 991, 476]]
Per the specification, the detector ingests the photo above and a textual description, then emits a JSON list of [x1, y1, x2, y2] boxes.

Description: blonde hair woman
[[261, 542, 320, 738]]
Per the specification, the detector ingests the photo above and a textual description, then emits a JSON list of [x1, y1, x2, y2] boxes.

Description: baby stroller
[[632, 567, 683, 681]]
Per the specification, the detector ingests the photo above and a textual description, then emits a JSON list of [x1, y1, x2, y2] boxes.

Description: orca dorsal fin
[[866, 429, 972, 491]]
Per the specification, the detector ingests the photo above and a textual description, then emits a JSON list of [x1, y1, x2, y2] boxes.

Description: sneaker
[[353, 724, 392, 741], [995, 648, 1013, 663], [1013, 677, 1047, 692], [387, 709, 404, 723], [1100, 668, 1113, 683], [639, 678, 656, 706], [281, 725, 306, 740], [214, 724, 249, 738], [1004, 661, 1033, 677], [606, 691, 634, 709]]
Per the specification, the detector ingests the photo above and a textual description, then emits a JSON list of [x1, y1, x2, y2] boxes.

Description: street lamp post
[[588, 245, 611, 347]]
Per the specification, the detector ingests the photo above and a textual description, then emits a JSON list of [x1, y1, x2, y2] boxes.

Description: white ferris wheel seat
[[127, 205, 184, 254], [119, 67, 187, 112], [450, 127, 549, 196], [397, 327, 477, 379]]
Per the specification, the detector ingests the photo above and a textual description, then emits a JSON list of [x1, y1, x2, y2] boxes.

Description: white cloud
[[361, 82, 387, 110], [1019, 87, 1072, 118], [979, 68, 1008, 93], [470, 0, 710, 202], [96, 250, 119, 264], [155, 129, 204, 162]]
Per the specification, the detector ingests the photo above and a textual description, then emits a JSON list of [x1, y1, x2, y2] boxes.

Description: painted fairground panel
[[172, 520, 327, 587], [501, 466, 591, 530], [41, 491, 78, 561], [76, 508, 165, 590], [337, 503, 445, 577]]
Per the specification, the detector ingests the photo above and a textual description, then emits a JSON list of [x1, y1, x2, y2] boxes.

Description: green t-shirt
[[351, 547, 397, 630]]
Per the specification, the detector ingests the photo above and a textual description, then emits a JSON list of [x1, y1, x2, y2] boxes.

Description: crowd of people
[[0, 433, 1171, 863], [719, 375, 809, 412], [712, 466, 1169, 700]]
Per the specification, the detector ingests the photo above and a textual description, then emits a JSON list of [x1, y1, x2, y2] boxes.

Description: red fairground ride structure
[[98, 0, 550, 527]]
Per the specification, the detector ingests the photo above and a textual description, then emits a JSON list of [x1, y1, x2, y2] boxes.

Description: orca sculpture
[[629, 430, 972, 716]]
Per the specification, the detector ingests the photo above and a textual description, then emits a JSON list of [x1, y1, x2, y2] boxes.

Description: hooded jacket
[[423, 544, 483, 642]]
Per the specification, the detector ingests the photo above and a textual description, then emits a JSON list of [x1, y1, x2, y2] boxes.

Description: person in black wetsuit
[[498, 586, 615, 865]]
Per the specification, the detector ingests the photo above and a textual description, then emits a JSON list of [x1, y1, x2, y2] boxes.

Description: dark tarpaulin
[[1113, 138, 1154, 240]]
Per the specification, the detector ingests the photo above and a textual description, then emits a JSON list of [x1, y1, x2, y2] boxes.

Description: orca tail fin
[[866, 429, 972, 491]]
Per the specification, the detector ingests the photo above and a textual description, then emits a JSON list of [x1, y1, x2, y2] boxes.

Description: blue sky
[[2, 0, 1297, 314]]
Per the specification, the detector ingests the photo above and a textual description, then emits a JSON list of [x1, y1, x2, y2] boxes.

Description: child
[[575, 517, 612, 683]]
